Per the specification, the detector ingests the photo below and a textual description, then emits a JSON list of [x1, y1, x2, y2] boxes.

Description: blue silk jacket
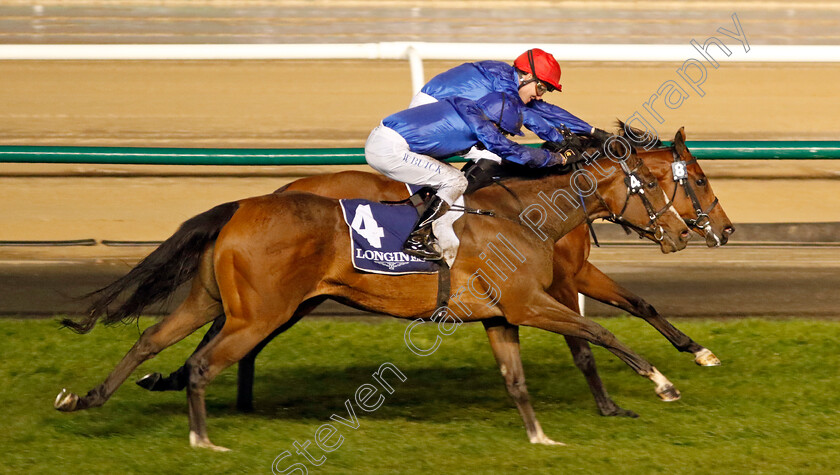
[[383, 96, 552, 168], [421, 61, 594, 140]]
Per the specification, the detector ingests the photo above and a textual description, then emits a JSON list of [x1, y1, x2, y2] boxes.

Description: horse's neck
[[638, 147, 674, 165], [472, 167, 610, 243]]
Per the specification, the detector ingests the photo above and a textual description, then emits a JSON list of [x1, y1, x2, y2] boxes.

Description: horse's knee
[[582, 324, 618, 348], [506, 378, 530, 405], [629, 297, 658, 319], [499, 365, 529, 403], [571, 345, 596, 370]]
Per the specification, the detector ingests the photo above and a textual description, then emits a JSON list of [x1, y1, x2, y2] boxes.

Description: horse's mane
[[478, 142, 613, 186], [467, 128, 657, 193], [615, 120, 664, 149]]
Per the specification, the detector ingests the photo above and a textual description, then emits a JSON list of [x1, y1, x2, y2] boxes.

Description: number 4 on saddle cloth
[[339, 160, 509, 275], [339, 185, 464, 275]]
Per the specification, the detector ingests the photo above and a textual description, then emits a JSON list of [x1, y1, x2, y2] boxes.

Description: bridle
[[577, 156, 676, 246], [670, 149, 719, 232]]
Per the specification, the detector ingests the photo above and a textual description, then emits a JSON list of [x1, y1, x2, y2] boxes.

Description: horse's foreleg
[[562, 336, 638, 418], [508, 294, 681, 402], [483, 320, 563, 446], [55, 279, 222, 412], [547, 279, 638, 417], [575, 262, 720, 366]]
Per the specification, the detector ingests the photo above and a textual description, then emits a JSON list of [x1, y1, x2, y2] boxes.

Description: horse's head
[[670, 127, 734, 246], [584, 140, 691, 254], [620, 123, 735, 247]]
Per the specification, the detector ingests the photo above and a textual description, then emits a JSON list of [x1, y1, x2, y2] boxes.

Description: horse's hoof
[[694, 348, 721, 367], [54, 388, 79, 412], [190, 431, 231, 452], [136, 372, 163, 391], [656, 385, 681, 402], [602, 406, 640, 418], [529, 433, 566, 446]]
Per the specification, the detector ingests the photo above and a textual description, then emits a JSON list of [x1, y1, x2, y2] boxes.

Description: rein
[[468, 155, 676, 244], [581, 158, 675, 245]]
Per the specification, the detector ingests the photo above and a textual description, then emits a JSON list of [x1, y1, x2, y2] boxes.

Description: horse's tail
[[62, 201, 240, 334]]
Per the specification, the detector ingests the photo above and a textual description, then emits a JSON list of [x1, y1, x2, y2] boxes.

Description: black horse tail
[[62, 201, 240, 334]]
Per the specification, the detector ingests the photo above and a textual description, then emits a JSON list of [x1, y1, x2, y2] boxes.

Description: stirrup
[[403, 226, 443, 261]]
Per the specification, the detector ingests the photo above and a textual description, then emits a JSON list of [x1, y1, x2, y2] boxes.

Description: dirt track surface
[[0, 61, 839, 243], [2, 60, 840, 147], [2, 244, 837, 318]]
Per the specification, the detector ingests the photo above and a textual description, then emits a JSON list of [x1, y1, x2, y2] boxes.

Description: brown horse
[[140, 126, 733, 419], [55, 146, 691, 450]]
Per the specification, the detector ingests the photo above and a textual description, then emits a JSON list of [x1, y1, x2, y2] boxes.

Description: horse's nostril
[[723, 226, 735, 235], [680, 230, 690, 241]]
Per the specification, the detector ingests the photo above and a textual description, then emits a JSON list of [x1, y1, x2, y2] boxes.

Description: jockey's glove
[[549, 147, 585, 167]]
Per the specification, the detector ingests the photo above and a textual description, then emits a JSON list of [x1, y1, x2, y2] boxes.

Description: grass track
[[1, 317, 838, 474]]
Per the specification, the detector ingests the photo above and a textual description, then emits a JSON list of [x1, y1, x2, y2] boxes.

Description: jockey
[[410, 48, 612, 157], [365, 91, 584, 261]]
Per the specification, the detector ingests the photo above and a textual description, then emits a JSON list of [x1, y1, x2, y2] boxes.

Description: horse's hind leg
[[136, 314, 227, 392], [55, 271, 223, 412], [184, 305, 301, 451], [483, 319, 563, 445], [185, 242, 316, 450], [575, 261, 720, 366], [235, 297, 326, 412], [135, 296, 325, 416]]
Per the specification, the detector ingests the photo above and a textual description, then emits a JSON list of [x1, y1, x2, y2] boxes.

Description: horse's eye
[[695, 178, 707, 186], [647, 181, 657, 189]]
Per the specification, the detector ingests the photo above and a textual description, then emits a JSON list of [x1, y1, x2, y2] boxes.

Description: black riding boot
[[403, 195, 451, 261]]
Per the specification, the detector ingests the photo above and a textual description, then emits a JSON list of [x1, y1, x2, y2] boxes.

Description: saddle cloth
[[339, 199, 441, 275]]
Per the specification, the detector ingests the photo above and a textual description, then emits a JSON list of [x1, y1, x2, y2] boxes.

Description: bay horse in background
[[140, 125, 733, 420], [55, 143, 690, 450]]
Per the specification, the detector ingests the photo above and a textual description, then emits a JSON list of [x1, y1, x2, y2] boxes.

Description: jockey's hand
[[544, 126, 586, 167], [590, 128, 613, 145], [548, 147, 584, 167]]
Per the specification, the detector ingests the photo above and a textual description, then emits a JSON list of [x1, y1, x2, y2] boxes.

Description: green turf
[[0, 316, 837, 474]]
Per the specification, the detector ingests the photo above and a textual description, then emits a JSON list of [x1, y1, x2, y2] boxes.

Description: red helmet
[[513, 48, 562, 92]]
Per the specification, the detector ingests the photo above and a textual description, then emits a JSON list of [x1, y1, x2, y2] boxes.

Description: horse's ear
[[608, 136, 633, 159], [674, 127, 689, 157]]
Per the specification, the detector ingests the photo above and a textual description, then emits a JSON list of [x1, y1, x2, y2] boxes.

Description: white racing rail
[[2, 43, 840, 94]]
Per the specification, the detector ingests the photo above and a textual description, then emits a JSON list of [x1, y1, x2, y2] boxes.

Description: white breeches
[[365, 124, 468, 205]]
